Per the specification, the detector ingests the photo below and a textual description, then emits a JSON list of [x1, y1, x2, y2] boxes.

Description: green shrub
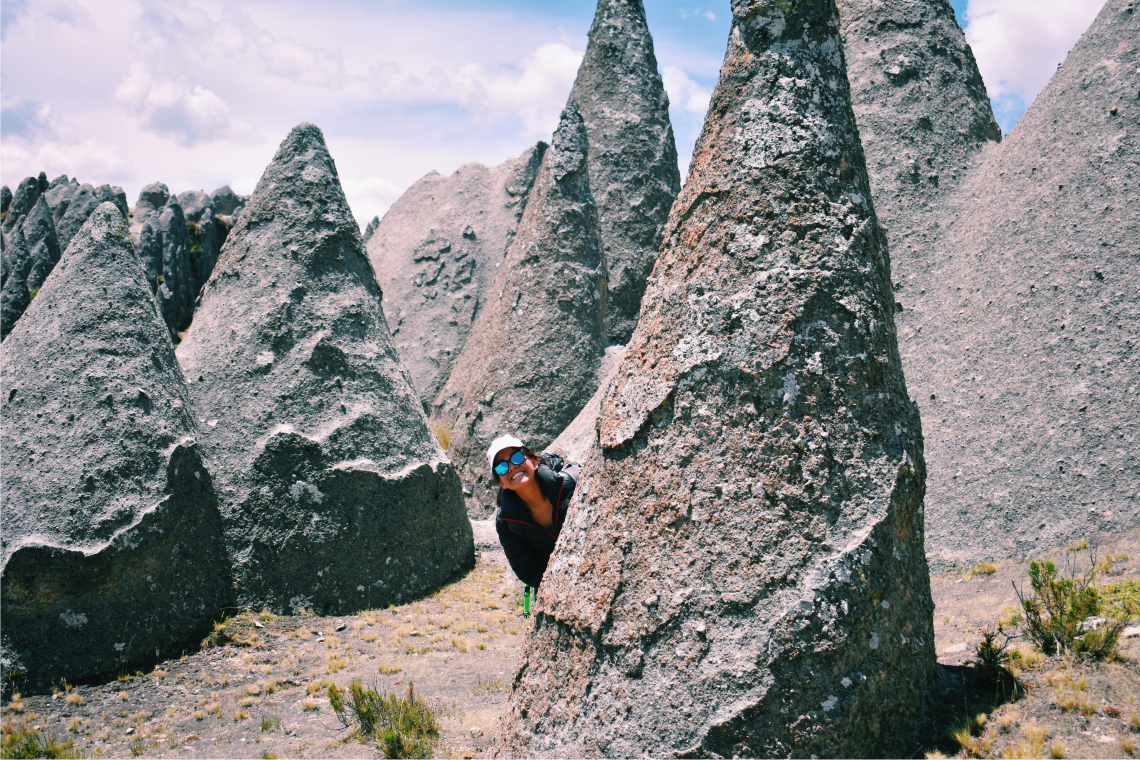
[[0, 724, 82, 759], [971, 625, 1013, 684], [328, 680, 439, 759], [1014, 549, 1125, 659]]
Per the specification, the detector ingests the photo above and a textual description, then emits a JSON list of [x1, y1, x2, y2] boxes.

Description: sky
[[0, 0, 1108, 230]]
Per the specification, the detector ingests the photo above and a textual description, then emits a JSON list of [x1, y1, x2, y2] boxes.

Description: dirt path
[[2, 525, 1137, 758]]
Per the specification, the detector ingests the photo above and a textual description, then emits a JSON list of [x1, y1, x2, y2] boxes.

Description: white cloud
[[1, 138, 132, 184], [662, 65, 711, 116], [340, 176, 406, 230], [114, 64, 259, 146], [964, 0, 1107, 131], [1, 0, 94, 40], [451, 43, 583, 137]]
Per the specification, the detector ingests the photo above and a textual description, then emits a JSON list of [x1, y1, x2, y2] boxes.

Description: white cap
[[487, 434, 525, 471]]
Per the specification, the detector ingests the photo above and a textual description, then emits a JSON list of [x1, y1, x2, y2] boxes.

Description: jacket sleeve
[[496, 518, 549, 588]]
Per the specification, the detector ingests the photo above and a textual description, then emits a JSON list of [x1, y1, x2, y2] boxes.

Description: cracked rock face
[[432, 105, 607, 517], [838, 0, 1000, 257], [367, 143, 546, 405], [139, 197, 195, 335], [569, 0, 681, 345], [494, 2, 934, 757], [0, 203, 232, 690], [1, 196, 61, 340], [894, 0, 1140, 563], [177, 122, 474, 615]]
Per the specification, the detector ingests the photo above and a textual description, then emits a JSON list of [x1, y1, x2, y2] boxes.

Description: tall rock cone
[[896, 0, 1140, 563], [1, 204, 232, 690], [568, 0, 681, 345], [838, 0, 1000, 259], [176, 123, 474, 614], [366, 143, 546, 405], [432, 104, 606, 516], [494, 1, 934, 757]]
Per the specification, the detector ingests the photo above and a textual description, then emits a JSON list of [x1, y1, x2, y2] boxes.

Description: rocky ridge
[[495, 0, 934, 756], [568, 0, 681, 344], [176, 122, 474, 615], [366, 144, 546, 405], [0, 203, 232, 690], [432, 104, 607, 516]]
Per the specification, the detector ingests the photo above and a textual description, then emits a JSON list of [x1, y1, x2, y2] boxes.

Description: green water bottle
[[523, 585, 531, 617]]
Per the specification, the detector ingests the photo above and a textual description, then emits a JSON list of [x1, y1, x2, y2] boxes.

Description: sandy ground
[[2, 523, 1137, 759]]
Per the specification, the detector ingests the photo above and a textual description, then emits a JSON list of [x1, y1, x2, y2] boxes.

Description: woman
[[488, 434, 578, 589]]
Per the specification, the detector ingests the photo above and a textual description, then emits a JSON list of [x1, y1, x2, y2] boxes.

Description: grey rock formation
[[101, 185, 130, 219], [139, 198, 195, 334], [19, 196, 61, 293], [176, 190, 213, 223], [495, 1, 934, 757], [210, 185, 243, 216], [367, 143, 546, 404], [568, 0, 681, 344], [362, 215, 380, 243], [839, 0, 1001, 258], [0, 226, 33, 340], [1, 185, 11, 215], [55, 184, 101, 251], [130, 182, 171, 241], [0, 203, 232, 690], [176, 122, 474, 614], [45, 178, 80, 225], [3, 176, 41, 234], [545, 344, 626, 466], [432, 105, 606, 516], [896, 0, 1140, 564]]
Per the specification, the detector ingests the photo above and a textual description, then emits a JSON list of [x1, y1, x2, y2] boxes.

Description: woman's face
[[495, 447, 537, 491]]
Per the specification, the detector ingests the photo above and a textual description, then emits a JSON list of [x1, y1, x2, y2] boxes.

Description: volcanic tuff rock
[[56, 183, 129, 251], [0, 204, 232, 690], [362, 215, 380, 243], [139, 198, 195, 334], [432, 105, 606, 516], [545, 344, 627, 467], [838, 0, 1000, 257], [568, 0, 681, 344], [1, 185, 11, 215], [1, 226, 35, 340], [177, 122, 473, 614], [130, 182, 171, 241], [3, 175, 44, 234], [895, 0, 1140, 563], [209, 185, 244, 217], [18, 197, 60, 289], [367, 143, 546, 404], [495, 1, 934, 756]]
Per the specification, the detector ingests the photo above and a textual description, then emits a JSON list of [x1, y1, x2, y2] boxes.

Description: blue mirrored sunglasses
[[494, 450, 526, 477]]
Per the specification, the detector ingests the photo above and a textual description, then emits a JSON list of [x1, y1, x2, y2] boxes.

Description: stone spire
[[894, 0, 1140, 563], [1, 203, 232, 689], [838, 0, 1001, 259], [432, 104, 607, 515], [494, 1, 934, 756], [569, 0, 681, 345], [176, 123, 473, 614]]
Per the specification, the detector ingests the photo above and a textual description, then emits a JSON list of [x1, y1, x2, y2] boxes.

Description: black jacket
[[495, 463, 578, 588]]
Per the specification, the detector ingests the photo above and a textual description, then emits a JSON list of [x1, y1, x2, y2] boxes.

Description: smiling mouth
[[510, 471, 525, 483]]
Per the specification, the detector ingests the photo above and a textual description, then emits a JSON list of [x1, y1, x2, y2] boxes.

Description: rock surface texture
[[895, 0, 1140, 563], [838, 0, 1000, 259], [139, 198, 195, 334], [0, 204, 232, 690], [367, 143, 546, 404], [495, 1, 934, 756], [432, 105, 607, 516], [0, 196, 61, 339], [568, 0, 681, 344], [177, 123, 474, 614]]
